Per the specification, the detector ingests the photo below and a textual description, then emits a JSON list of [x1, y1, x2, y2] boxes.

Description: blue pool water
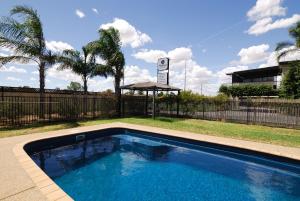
[[30, 132, 300, 201]]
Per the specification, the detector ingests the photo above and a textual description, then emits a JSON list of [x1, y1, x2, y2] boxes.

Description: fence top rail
[[0, 86, 114, 96], [0, 101, 60, 104]]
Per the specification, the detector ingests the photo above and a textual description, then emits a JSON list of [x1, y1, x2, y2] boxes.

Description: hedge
[[219, 84, 279, 97]]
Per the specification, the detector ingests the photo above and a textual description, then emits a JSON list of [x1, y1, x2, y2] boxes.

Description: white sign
[[157, 72, 168, 84], [157, 58, 169, 71]]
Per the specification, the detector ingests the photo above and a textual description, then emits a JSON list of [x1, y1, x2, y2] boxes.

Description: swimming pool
[[26, 128, 300, 201]]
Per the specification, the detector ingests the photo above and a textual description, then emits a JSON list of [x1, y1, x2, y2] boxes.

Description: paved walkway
[[1, 122, 300, 201]]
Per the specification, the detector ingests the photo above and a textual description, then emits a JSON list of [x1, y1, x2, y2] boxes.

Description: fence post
[[1, 87, 3, 101], [246, 99, 250, 124], [122, 97, 125, 117], [176, 90, 180, 117], [49, 96, 52, 121], [93, 97, 95, 118], [202, 101, 205, 119], [145, 91, 148, 116]]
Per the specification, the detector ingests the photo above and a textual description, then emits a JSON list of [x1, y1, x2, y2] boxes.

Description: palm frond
[[10, 5, 45, 51], [43, 50, 58, 68], [0, 55, 35, 65], [275, 41, 293, 51], [91, 64, 109, 78], [0, 36, 39, 56], [55, 55, 77, 70], [62, 49, 81, 61], [0, 16, 26, 42]]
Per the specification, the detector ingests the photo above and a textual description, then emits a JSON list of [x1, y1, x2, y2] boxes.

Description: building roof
[[226, 66, 281, 77], [226, 60, 300, 77], [120, 81, 180, 91]]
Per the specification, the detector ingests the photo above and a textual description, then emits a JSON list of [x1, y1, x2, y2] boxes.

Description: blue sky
[[0, 0, 300, 94]]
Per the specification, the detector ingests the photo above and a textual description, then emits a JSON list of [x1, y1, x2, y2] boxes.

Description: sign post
[[157, 58, 170, 85]]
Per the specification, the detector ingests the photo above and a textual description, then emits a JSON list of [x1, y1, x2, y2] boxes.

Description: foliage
[[67, 82, 83, 91], [276, 21, 300, 60], [157, 91, 230, 116], [100, 89, 114, 96], [56, 47, 106, 93], [280, 61, 300, 99], [219, 84, 279, 97], [219, 85, 231, 96]]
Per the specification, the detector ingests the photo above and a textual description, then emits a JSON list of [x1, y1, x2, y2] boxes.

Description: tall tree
[[276, 21, 300, 60], [87, 28, 125, 116], [280, 61, 300, 99], [0, 5, 57, 117], [56, 47, 107, 94]]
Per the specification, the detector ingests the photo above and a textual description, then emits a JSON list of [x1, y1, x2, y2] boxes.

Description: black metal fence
[[1, 94, 300, 129], [0, 95, 116, 126], [156, 99, 300, 129]]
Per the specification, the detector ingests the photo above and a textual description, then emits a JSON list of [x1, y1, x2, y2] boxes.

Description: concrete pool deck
[[1, 122, 300, 200]]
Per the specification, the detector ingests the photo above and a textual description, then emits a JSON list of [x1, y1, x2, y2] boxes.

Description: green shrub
[[219, 84, 278, 97]]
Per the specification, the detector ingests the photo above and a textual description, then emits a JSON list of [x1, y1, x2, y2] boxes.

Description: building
[[226, 61, 298, 89]]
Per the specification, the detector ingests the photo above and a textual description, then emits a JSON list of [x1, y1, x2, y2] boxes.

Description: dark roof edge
[[226, 66, 280, 75]]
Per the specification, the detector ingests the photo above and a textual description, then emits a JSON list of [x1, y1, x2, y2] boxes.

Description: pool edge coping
[[12, 122, 300, 200]]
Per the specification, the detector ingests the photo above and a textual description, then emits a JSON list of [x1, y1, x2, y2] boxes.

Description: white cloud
[[0, 66, 27, 73], [247, 14, 300, 35], [92, 8, 99, 14], [133, 47, 192, 65], [30, 77, 37, 81], [6, 76, 21, 82], [168, 47, 193, 62], [133, 49, 167, 63], [48, 64, 82, 83], [237, 44, 270, 65], [216, 66, 249, 84], [31, 70, 39, 75], [46, 41, 74, 53], [259, 46, 300, 68], [100, 18, 152, 48], [75, 9, 85, 18], [246, 0, 300, 35], [247, 0, 286, 21], [0, 46, 14, 57], [124, 65, 156, 84]]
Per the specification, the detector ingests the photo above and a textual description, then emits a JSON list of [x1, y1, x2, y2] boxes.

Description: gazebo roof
[[120, 81, 180, 91]]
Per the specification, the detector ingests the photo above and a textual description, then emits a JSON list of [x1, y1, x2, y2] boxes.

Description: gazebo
[[120, 81, 181, 118]]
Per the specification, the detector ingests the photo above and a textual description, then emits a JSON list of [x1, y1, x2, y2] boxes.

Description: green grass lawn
[[1, 117, 300, 148]]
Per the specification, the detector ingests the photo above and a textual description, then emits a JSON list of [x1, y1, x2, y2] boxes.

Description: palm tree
[[87, 28, 125, 116], [56, 47, 107, 94], [276, 21, 300, 61], [0, 5, 57, 117]]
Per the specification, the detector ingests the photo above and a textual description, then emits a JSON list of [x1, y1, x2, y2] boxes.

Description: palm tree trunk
[[114, 76, 121, 117], [83, 77, 88, 93], [39, 62, 45, 119], [83, 76, 88, 116]]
